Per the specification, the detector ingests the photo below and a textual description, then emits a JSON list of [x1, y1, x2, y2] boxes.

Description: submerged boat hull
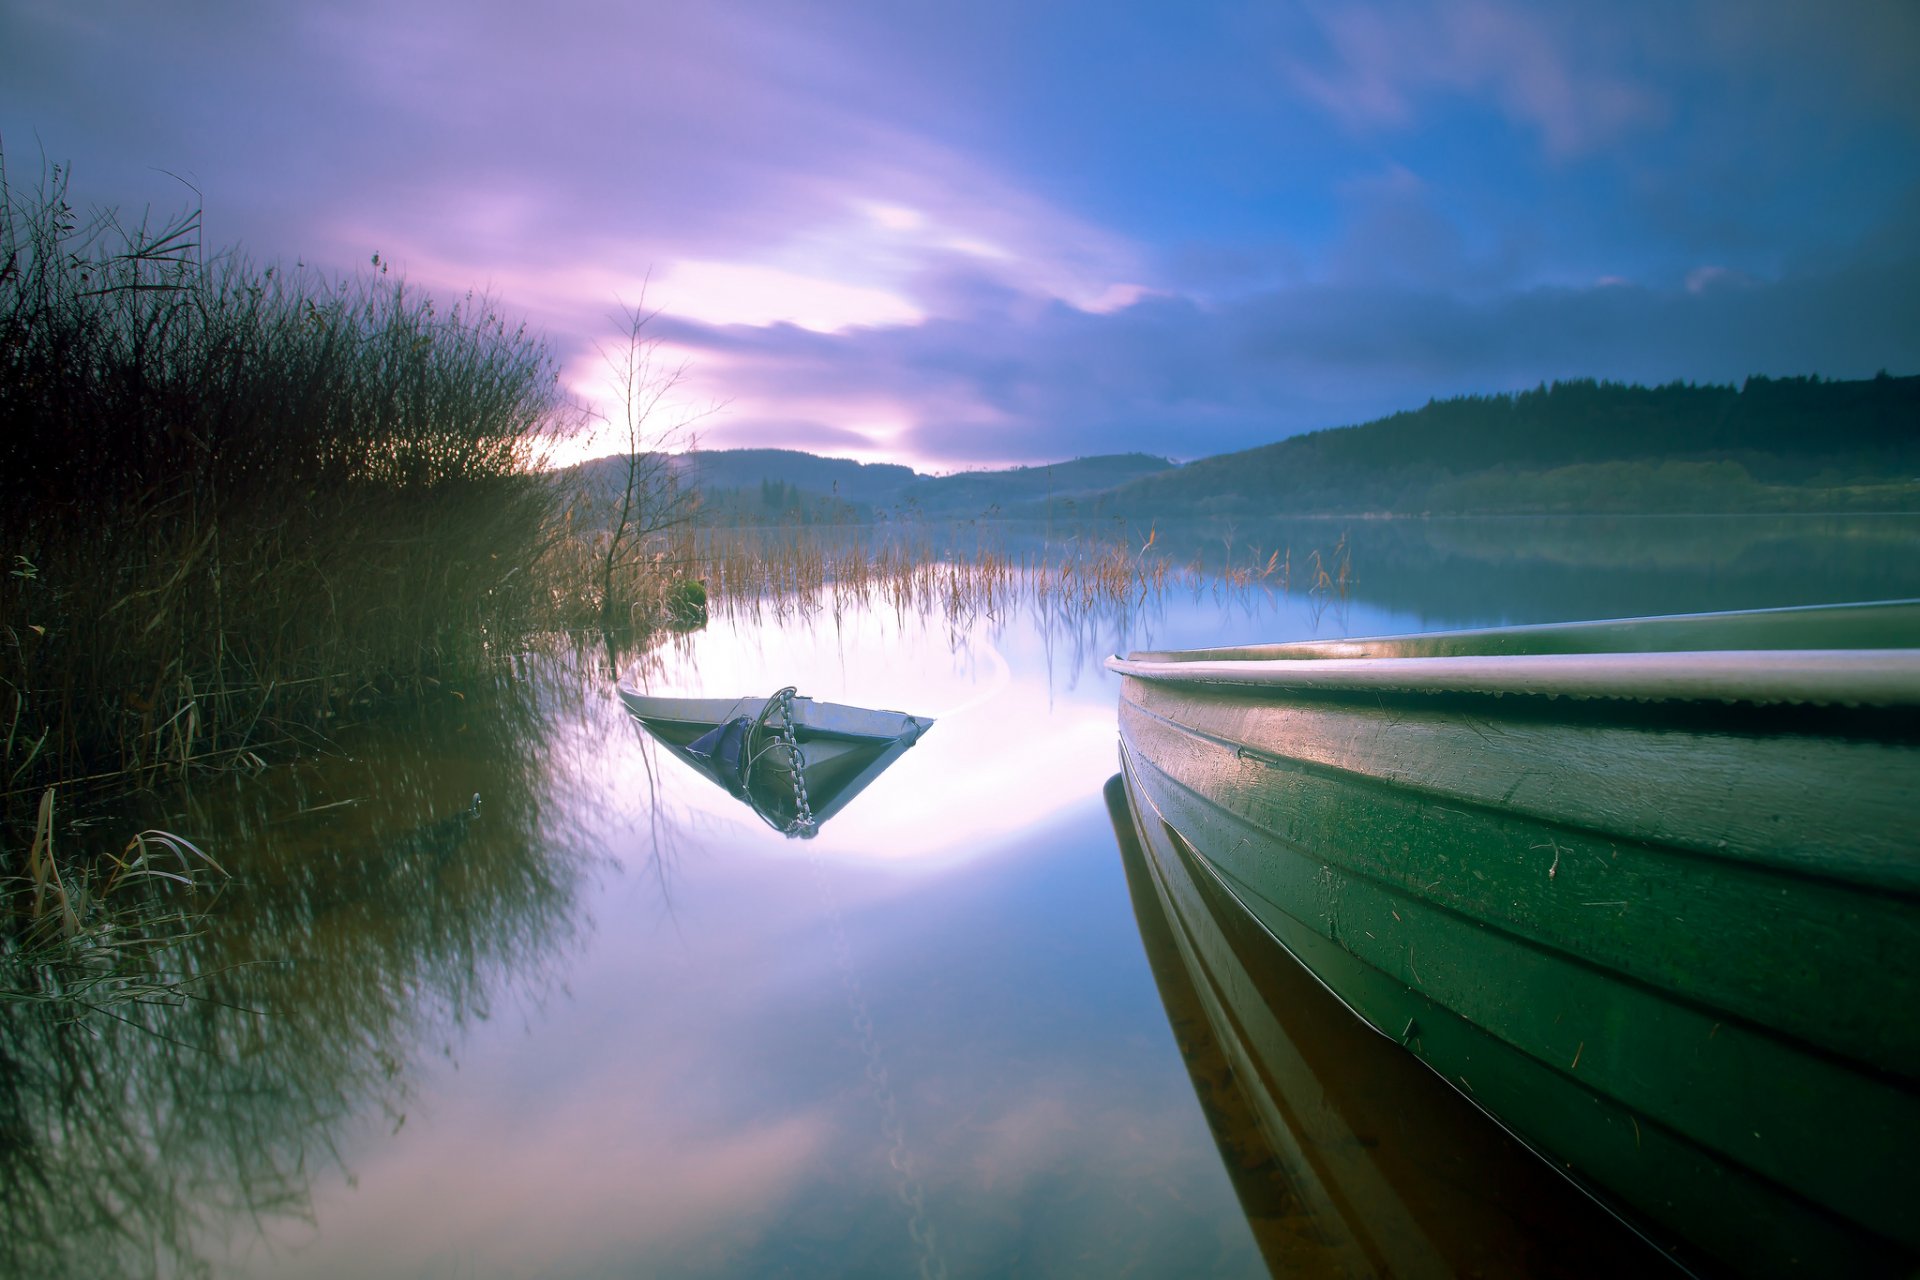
[[618, 689, 932, 834], [1109, 601, 1920, 1277]]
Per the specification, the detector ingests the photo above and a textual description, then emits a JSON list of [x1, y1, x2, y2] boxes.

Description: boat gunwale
[[1121, 598, 1920, 665], [1107, 647, 1920, 707], [615, 688, 932, 744]]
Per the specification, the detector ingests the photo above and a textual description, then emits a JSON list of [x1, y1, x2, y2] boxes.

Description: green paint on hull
[[1110, 602, 1920, 1277], [1105, 775, 1686, 1277]]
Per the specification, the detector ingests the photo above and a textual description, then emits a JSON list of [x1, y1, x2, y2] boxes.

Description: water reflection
[[1158, 512, 1920, 627], [5, 515, 1914, 1277], [0, 657, 600, 1279], [611, 592, 1226, 864], [1105, 772, 1684, 1278], [242, 719, 1263, 1276]]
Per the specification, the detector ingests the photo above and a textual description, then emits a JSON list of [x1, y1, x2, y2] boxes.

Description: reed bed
[[535, 513, 705, 636], [0, 159, 565, 798], [0, 155, 570, 995], [678, 521, 1353, 628]]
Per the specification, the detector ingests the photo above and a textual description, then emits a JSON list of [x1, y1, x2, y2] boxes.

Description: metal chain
[[773, 685, 945, 1276], [770, 686, 816, 837]]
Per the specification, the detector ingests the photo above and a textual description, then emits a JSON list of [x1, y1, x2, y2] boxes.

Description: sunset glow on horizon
[[6, 0, 1914, 471]]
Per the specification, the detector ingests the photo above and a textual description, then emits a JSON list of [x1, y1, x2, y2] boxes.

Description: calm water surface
[[10, 515, 1918, 1278]]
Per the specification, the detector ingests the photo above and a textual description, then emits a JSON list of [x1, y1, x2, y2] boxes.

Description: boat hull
[[1111, 603, 1920, 1277], [1105, 774, 1681, 1276], [617, 688, 932, 832]]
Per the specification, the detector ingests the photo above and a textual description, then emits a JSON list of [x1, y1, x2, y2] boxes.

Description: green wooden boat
[[1107, 600, 1920, 1277], [618, 686, 932, 836], [1104, 774, 1680, 1277]]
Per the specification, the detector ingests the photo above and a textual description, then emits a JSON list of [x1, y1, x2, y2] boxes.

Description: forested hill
[[676, 448, 918, 506], [905, 453, 1176, 513], [1103, 374, 1920, 516], [566, 448, 1177, 523], [564, 374, 1918, 522]]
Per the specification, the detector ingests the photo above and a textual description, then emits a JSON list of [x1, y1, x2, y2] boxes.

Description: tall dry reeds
[[0, 155, 567, 834], [676, 520, 1352, 629]]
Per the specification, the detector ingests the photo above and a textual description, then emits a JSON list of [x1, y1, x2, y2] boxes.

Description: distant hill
[[564, 447, 1178, 523], [675, 448, 919, 506], [910, 453, 1176, 516], [560, 374, 1919, 524], [1099, 374, 1920, 516]]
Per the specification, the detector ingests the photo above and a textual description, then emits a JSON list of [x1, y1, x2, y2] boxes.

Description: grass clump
[[2, 784, 226, 1022]]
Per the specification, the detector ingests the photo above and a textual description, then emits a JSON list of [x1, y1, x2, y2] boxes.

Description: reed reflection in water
[[1, 586, 1231, 1276], [0, 655, 606, 1279]]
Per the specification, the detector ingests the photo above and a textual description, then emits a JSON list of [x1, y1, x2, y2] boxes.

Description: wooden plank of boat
[[1107, 600, 1920, 1278], [617, 687, 932, 835]]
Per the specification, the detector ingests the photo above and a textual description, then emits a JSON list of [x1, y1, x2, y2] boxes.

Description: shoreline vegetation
[[1, 163, 565, 800], [0, 167, 1341, 1021], [2, 163, 1907, 1019], [691, 523, 1350, 622]]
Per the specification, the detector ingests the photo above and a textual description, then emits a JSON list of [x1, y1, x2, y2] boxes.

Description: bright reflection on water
[[229, 588, 1364, 1279], [612, 589, 1387, 864], [5, 514, 1915, 1279]]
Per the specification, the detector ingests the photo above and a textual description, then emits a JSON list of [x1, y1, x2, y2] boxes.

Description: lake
[[9, 513, 1918, 1279]]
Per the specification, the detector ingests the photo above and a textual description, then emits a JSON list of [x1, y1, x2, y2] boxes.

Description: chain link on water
[[759, 686, 945, 1277], [808, 852, 949, 1280]]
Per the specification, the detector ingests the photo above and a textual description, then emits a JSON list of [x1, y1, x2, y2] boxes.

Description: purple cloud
[[3, 0, 1914, 472], [664, 238, 1920, 468]]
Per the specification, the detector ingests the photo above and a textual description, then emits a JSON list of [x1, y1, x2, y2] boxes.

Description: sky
[[3, 0, 1917, 471]]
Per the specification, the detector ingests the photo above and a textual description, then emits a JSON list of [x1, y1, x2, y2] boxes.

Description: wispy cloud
[[1281, 0, 1667, 157]]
